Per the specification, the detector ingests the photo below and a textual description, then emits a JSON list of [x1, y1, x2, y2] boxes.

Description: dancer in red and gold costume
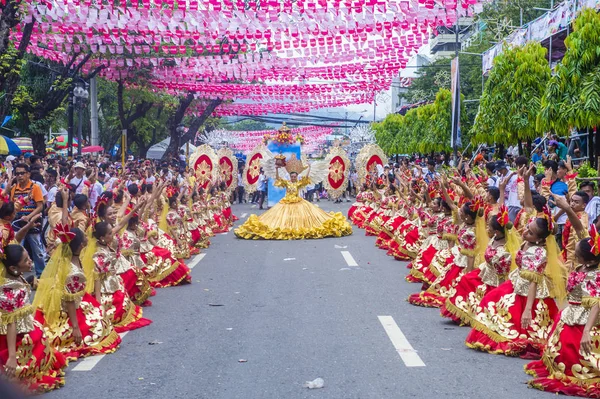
[[408, 179, 487, 308], [440, 205, 519, 325], [465, 210, 566, 357], [0, 244, 67, 393], [34, 225, 121, 360], [91, 221, 152, 333], [525, 226, 600, 396]]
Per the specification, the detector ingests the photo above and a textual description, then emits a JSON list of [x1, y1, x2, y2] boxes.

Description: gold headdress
[[285, 154, 307, 175]]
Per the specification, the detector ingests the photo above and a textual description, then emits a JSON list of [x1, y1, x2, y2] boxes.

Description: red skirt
[[142, 247, 192, 288], [440, 269, 491, 325], [223, 206, 237, 221], [103, 290, 152, 333], [465, 280, 559, 357], [408, 241, 439, 282], [213, 213, 228, 234], [525, 314, 600, 397], [348, 205, 358, 221], [43, 294, 121, 360], [407, 262, 462, 308], [0, 310, 66, 393], [119, 268, 153, 305], [390, 225, 421, 260], [353, 206, 372, 228], [364, 211, 381, 236]]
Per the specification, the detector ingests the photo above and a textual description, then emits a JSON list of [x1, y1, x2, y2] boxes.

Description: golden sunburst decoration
[[248, 157, 261, 180], [356, 144, 388, 185], [242, 143, 266, 194], [190, 144, 219, 188], [330, 159, 344, 183], [196, 160, 212, 182], [217, 147, 238, 194], [324, 146, 351, 199]]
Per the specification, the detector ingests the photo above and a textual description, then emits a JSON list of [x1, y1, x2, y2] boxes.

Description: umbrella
[[82, 145, 104, 153], [12, 137, 33, 153], [53, 135, 79, 149], [0, 136, 22, 156]]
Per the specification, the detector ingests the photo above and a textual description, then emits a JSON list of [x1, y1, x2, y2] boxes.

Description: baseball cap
[[494, 161, 508, 172]]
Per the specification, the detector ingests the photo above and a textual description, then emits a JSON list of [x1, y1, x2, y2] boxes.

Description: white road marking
[[188, 253, 206, 270], [251, 205, 257, 209], [283, 258, 296, 261], [221, 232, 228, 235], [334, 245, 348, 249], [241, 213, 248, 218], [340, 251, 358, 267], [378, 316, 425, 367], [73, 332, 129, 371]]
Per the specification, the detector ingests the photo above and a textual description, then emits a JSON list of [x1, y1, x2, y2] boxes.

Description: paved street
[[45, 201, 550, 399]]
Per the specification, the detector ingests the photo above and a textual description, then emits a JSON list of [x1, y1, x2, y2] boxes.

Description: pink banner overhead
[[12, 0, 484, 116]]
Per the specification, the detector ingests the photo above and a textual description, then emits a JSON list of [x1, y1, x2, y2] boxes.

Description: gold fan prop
[[355, 144, 388, 184], [324, 146, 351, 199], [217, 147, 238, 194], [190, 144, 219, 189], [242, 144, 266, 194]]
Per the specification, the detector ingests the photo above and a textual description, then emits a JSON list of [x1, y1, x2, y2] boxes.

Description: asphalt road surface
[[44, 200, 551, 399]]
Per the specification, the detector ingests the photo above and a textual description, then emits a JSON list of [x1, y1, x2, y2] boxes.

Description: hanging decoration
[[10, 0, 483, 117]]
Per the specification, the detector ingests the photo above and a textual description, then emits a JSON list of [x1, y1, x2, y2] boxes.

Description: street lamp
[[72, 81, 89, 157]]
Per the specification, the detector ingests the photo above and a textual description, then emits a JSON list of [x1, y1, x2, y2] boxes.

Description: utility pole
[[90, 77, 99, 146], [67, 92, 74, 158], [451, 20, 461, 159]]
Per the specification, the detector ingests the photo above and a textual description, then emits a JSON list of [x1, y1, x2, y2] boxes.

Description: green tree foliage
[[374, 89, 466, 155], [472, 42, 550, 145], [225, 119, 268, 131], [538, 8, 600, 135]]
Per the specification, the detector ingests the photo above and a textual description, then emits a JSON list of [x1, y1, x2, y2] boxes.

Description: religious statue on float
[[235, 123, 352, 240]]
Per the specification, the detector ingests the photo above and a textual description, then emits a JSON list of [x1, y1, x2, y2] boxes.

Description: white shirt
[[487, 176, 498, 188], [89, 181, 103, 208], [106, 177, 118, 191], [145, 175, 156, 185], [503, 173, 521, 208], [586, 196, 600, 226], [69, 176, 88, 194], [46, 185, 58, 204]]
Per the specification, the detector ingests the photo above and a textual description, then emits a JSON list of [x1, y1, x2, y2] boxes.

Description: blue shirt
[[531, 153, 543, 163], [550, 180, 568, 196]]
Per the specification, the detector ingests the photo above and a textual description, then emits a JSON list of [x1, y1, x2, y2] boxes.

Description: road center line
[[73, 332, 129, 371], [378, 316, 426, 367], [188, 253, 206, 270], [241, 213, 248, 218], [340, 251, 358, 267]]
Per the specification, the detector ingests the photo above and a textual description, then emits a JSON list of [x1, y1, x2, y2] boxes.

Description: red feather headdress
[[589, 225, 600, 256], [497, 204, 510, 228], [54, 223, 75, 243]]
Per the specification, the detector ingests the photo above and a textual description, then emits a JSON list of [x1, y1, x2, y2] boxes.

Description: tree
[[226, 119, 268, 131], [162, 94, 223, 160], [537, 8, 600, 164], [472, 42, 551, 147], [374, 89, 466, 155], [10, 54, 102, 153]]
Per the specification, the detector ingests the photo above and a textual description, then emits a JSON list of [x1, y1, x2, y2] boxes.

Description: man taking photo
[[10, 163, 45, 277]]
